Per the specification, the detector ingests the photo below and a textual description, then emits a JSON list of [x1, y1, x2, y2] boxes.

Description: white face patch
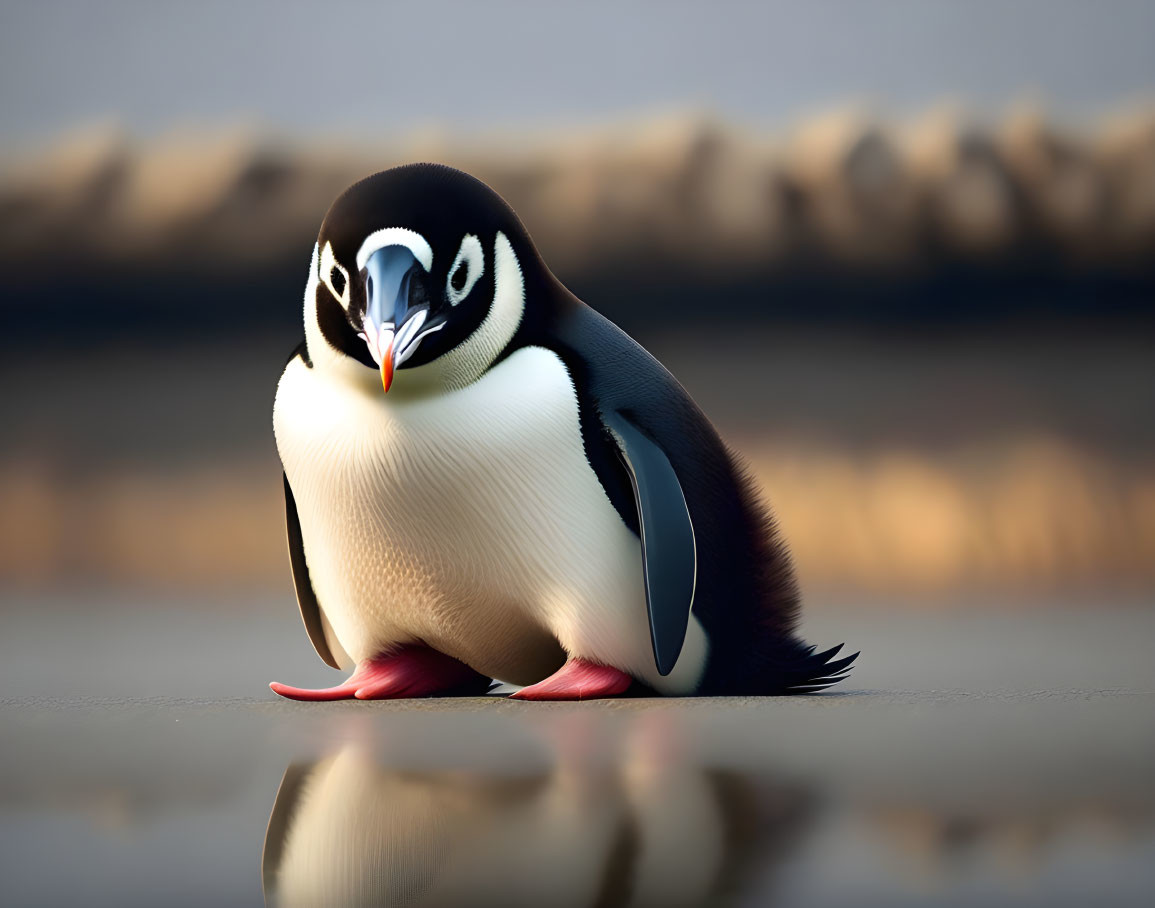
[[446, 234, 485, 306], [319, 241, 351, 309], [355, 227, 433, 273]]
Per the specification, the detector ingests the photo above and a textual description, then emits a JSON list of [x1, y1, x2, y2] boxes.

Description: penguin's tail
[[730, 642, 858, 696], [773, 642, 859, 694]]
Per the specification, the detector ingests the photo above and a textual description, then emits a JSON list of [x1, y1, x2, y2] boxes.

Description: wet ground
[[1, 594, 1153, 907]]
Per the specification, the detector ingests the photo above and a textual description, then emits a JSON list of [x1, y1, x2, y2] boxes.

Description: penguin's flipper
[[601, 411, 696, 677], [283, 473, 342, 670]]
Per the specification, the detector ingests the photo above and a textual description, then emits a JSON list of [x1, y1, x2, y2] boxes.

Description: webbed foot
[[270, 645, 490, 701], [509, 658, 633, 701]]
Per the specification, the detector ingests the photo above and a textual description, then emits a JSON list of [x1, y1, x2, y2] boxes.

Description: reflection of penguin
[[272, 164, 855, 701], [261, 733, 812, 907], [263, 748, 622, 908]]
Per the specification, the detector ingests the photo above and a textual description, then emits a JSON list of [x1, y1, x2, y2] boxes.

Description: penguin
[[270, 163, 855, 701]]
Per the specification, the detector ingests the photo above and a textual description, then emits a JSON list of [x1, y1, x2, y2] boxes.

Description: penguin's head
[[303, 164, 539, 394]]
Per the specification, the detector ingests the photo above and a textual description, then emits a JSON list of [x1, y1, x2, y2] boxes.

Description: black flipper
[[283, 473, 340, 669], [601, 411, 697, 676]]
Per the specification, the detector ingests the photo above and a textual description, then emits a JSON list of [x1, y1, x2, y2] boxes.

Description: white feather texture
[[275, 344, 707, 693], [278, 231, 707, 693]]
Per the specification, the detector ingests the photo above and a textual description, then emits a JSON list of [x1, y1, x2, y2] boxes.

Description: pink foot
[[510, 658, 634, 701], [269, 645, 490, 701]]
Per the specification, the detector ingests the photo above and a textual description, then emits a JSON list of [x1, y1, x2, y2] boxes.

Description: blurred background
[[2, 2, 1155, 906], [3, 0, 1155, 603]]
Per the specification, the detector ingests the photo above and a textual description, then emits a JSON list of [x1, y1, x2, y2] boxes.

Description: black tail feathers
[[701, 639, 859, 696], [776, 643, 859, 694]]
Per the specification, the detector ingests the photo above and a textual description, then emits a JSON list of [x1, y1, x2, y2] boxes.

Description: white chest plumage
[[273, 345, 708, 693]]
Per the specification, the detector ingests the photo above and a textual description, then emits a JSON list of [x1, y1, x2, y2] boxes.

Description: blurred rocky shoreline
[[3, 105, 1154, 278]]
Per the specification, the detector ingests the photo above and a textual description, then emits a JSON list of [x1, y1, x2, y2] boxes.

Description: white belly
[[274, 345, 707, 693]]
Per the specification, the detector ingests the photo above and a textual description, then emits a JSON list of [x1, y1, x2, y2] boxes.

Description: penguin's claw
[[510, 658, 633, 701], [270, 645, 490, 701]]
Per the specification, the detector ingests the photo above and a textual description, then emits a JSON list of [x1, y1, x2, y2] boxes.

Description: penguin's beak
[[364, 324, 395, 393], [361, 245, 435, 393]]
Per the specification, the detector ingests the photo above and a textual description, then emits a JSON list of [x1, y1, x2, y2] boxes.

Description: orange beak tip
[[381, 343, 394, 393]]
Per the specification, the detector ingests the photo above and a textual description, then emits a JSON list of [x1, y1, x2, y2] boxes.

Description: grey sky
[[2, 0, 1154, 142]]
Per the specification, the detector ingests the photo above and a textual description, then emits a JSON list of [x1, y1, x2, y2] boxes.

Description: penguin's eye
[[446, 234, 484, 306], [450, 261, 467, 293], [319, 241, 351, 308]]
